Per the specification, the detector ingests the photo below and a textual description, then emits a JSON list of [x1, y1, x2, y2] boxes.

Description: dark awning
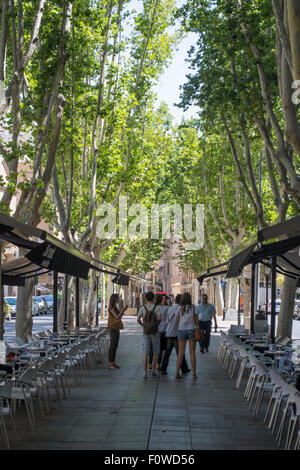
[[227, 244, 257, 278], [198, 215, 300, 282], [25, 240, 91, 280], [258, 215, 300, 242], [0, 214, 91, 280]]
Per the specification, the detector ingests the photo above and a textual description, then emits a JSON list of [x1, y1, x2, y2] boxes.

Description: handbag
[[108, 311, 124, 330], [194, 326, 204, 342], [193, 305, 204, 342]]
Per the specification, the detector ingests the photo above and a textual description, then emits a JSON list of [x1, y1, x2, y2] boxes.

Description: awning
[[0, 214, 91, 280], [258, 215, 300, 242], [26, 240, 91, 280], [197, 215, 300, 282], [226, 243, 257, 278]]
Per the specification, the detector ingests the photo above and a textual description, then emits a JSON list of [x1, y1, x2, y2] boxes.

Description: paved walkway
[[11, 317, 279, 450]]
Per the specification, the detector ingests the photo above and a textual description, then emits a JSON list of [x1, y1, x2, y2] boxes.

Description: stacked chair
[[217, 329, 300, 450], [0, 328, 109, 449]]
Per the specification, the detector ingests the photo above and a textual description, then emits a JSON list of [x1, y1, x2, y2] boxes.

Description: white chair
[[0, 405, 9, 450], [235, 356, 251, 390], [0, 394, 19, 449], [275, 397, 295, 447], [228, 325, 247, 335], [0, 377, 35, 431], [249, 373, 269, 412], [285, 402, 299, 450]]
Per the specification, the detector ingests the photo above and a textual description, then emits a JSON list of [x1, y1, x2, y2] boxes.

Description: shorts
[[177, 329, 195, 340], [143, 332, 160, 355]]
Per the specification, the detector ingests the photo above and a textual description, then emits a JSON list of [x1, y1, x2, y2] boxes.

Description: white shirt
[[178, 305, 196, 331]]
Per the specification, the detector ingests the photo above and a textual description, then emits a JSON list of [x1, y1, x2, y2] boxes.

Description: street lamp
[[64, 274, 69, 330], [221, 278, 227, 321], [213, 277, 217, 308], [95, 272, 100, 327], [263, 263, 272, 317], [237, 275, 242, 326]]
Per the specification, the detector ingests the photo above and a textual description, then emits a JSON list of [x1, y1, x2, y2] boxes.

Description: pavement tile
[[8, 318, 281, 451]]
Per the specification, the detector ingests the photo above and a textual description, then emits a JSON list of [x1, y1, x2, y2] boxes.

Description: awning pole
[[238, 278, 241, 326], [271, 256, 277, 343], [96, 275, 99, 327], [64, 274, 68, 330], [76, 277, 80, 329], [53, 271, 58, 334], [0, 242, 3, 341], [250, 262, 256, 334]]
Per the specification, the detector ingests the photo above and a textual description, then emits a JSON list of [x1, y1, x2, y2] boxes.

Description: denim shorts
[[177, 329, 195, 340], [143, 332, 160, 355]]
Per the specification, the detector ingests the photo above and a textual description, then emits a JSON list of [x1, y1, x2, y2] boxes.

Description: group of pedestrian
[[107, 289, 218, 378], [137, 290, 218, 379]]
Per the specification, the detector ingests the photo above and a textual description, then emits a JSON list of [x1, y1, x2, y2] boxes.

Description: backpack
[[143, 305, 159, 335]]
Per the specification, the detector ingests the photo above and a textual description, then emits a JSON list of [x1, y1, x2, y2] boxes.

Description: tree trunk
[[15, 277, 34, 341], [276, 275, 297, 339], [232, 281, 239, 311], [58, 275, 73, 331], [287, 0, 300, 81], [86, 270, 97, 325], [100, 272, 106, 320], [0, 0, 9, 83], [241, 265, 252, 322], [215, 277, 223, 316], [79, 277, 87, 327]]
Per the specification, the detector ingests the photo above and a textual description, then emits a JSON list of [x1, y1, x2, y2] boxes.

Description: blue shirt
[[165, 304, 180, 337], [197, 302, 216, 321]]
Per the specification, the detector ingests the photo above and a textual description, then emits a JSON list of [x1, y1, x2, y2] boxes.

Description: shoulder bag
[[193, 306, 204, 342], [108, 309, 124, 330]]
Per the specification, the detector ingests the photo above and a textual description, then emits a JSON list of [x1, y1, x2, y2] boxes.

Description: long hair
[[154, 293, 162, 307], [108, 293, 119, 315], [180, 292, 192, 315]]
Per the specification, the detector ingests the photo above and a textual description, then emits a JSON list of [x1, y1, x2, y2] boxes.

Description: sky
[[127, 0, 200, 124], [152, 33, 200, 124]]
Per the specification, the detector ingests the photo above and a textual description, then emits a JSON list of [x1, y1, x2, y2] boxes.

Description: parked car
[[4, 300, 11, 321], [4, 296, 17, 318], [34, 296, 48, 315], [42, 295, 53, 312], [32, 297, 40, 316]]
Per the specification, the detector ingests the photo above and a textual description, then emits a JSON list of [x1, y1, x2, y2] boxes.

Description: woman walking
[[107, 293, 128, 370], [175, 292, 197, 380]]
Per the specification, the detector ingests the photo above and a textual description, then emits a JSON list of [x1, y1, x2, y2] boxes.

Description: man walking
[[137, 291, 162, 379], [197, 293, 218, 353], [160, 294, 191, 375]]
